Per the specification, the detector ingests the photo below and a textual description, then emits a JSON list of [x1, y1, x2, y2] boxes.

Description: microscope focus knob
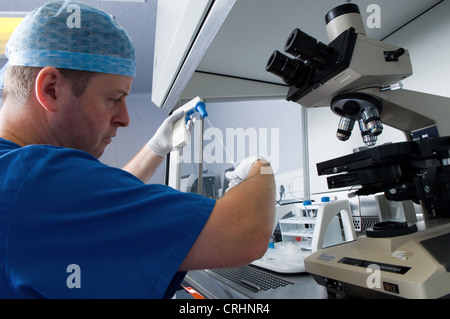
[[384, 48, 406, 62], [366, 221, 418, 238]]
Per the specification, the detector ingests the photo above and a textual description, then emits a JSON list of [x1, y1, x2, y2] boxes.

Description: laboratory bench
[[178, 264, 329, 299]]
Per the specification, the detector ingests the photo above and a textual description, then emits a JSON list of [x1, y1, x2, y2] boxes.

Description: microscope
[[267, 4, 450, 298]]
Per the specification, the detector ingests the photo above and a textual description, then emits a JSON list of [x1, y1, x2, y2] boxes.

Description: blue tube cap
[[195, 101, 208, 118]]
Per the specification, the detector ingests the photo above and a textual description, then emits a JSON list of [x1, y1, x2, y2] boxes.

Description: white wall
[[384, 0, 450, 98]]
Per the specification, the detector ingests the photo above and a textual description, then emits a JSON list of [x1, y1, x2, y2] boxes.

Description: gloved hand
[[147, 109, 187, 157], [225, 156, 268, 192]]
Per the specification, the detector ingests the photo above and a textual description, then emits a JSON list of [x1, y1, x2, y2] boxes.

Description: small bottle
[[321, 196, 331, 203], [268, 235, 275, 249], [303, 200, 313, 219]]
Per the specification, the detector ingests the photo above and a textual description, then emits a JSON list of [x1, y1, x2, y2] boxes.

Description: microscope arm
[[361, 88, 450, 137]]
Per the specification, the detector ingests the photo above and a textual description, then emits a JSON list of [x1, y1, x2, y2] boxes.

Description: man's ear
[[35, 67, 68, 112]]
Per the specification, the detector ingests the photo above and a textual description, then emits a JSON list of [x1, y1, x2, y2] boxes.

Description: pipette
[[172, 97, 208, 151]]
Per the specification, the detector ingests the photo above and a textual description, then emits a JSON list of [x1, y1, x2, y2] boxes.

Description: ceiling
[[0, 0, 444, 95], [198, 0, 443, 86]]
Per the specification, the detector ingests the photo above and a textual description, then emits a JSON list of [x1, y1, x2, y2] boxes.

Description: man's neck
[[0, 129, 27, 147], [0, 100, 40, 147]]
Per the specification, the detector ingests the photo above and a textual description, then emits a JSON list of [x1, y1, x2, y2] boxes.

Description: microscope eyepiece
[[284, 29, 317, 61], [284, 29, 335, 70], [266, 50, 310, 88]]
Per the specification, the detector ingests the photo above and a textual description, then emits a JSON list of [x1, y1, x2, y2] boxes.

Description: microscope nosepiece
[[359, 119, 378, 147], [337, 117, 355, 142], [362, 107, 384, 137]]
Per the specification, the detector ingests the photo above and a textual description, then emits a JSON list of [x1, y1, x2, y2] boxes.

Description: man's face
[[55, 73, 133, 158]]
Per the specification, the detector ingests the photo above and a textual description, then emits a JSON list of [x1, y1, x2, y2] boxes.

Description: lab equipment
[[265, 3, 448, 147], [252, 199, 356, 274], [172, 97, 208, 151], [267, 3, 450, 298], [0, 1, 136, 88]]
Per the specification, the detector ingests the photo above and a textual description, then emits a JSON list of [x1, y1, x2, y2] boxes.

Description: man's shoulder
[[1, 143, 105, 179]]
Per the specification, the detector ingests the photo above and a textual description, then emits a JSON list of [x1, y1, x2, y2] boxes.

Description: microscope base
[[305, 219, 450, 299]]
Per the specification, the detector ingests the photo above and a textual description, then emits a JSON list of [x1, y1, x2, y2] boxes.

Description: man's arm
[[179, 160, 276, 271], [122, 146, 163, 183], [122, 110, 185, 182]]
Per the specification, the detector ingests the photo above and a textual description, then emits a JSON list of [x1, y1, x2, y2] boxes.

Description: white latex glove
[[225, 156, 268, 192], [147, 109, 186, 157]]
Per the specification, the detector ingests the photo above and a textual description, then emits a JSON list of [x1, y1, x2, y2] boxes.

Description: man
[[0, 1, 275, 298]]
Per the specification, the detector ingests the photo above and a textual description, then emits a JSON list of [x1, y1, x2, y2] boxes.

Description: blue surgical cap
[[0, 0, 136, 89]]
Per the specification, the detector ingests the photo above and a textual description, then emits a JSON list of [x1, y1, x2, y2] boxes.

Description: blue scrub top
[[0, 138, 215, 298]]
